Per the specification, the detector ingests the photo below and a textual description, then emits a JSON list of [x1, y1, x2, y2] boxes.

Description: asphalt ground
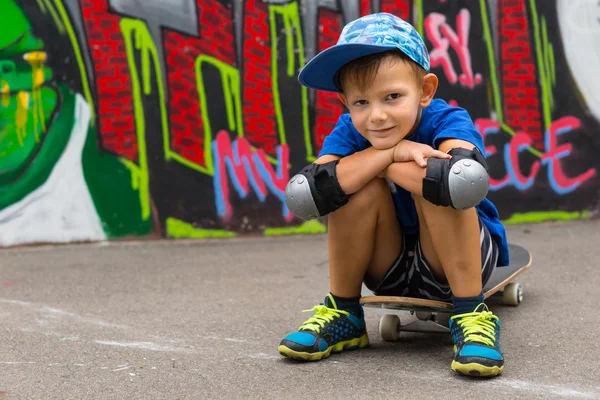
[[0, 219, 599, 399]]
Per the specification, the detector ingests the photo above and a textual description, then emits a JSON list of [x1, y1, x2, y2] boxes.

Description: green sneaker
[[449, 303, 504, 377], [278, 294, 369, 361]]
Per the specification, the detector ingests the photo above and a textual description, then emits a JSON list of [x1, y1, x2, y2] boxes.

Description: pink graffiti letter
[[474, 118, 511, 190], [213, 130, 292, 222], [424, 9, 482, 88], [541, 117, 596, 194]]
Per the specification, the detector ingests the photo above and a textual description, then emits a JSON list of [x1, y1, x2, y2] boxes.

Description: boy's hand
[[390, 140, 451, 168]]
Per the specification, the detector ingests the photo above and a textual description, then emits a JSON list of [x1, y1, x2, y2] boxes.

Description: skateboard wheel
[[379, 314, 400, 341], [416, 312, 433, 321], [503, 282, 523, 306]]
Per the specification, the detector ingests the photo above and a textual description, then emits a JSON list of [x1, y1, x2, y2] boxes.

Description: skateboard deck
[[360, 243, 532, 338]]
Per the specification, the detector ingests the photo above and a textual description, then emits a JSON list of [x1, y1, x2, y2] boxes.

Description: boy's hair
[[334, 49, 425, 93]]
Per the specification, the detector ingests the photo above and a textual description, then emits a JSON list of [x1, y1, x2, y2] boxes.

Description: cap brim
[[298, 43, 397, 92]]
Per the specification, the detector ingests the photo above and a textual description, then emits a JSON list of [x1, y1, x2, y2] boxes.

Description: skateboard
[[360, 243, 532, 341]]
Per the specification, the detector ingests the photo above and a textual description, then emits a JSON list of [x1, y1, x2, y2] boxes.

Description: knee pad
[[422, 147, 490, 209], [284, 160, 349, 220]]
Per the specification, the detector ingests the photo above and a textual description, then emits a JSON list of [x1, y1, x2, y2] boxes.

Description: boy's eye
[[353, 100, 367, 106], [387, 93, 402, 100]]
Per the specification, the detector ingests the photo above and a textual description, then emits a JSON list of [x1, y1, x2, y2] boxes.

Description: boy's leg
[[328, 178, 403, 298], [412, 195, 482, 298], [412, 194, 503, 377], [279, 178, 403, 361]]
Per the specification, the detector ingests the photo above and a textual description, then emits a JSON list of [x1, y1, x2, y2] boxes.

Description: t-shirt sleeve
[[318, 114, 370, 158], [428, 104, 484, 153]]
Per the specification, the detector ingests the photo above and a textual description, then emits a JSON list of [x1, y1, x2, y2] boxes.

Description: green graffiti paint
[[479, 0, 503, 123], [541, 15, 556, 110], [0, 4, 59, 191], [179, 52, 281, 175], [192, 55, 243, 175], [269, 5, 289, 146], [121, 18, 172, 220], [120, 20, 151, 221], [0, 1, 34, 52], [166, 217, 236, 238], [503, 210, 590, 224], [500, 123, 543, 158], [36, 0, 46, 13], [414, 0, 424, 37], [52, 0, 95, 121], [0, 34, 44, 59], [543, 19, 556, 88], [82, 129, 153, 237], [0, 87, 57, 185], [263, 220, 327, 236], [478, 0, 543, 160], [290, 6, 313, 163], [0, 60, 52, 94], [39, 0, 65, 34], [529, 0, 553, 132], [0, 84, 73, 209], [0, 3, 150, 239], [269, 3, 313, 161]]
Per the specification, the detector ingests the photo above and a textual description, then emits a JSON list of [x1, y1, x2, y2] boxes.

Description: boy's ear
[[420, 73, 438, 107], [337, 92, 349, 108]]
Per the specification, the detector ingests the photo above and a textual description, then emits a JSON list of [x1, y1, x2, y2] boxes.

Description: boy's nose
[[369, 107, 387, 123]]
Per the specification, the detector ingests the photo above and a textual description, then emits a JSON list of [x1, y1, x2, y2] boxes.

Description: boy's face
[[338, 59, 435, 150]]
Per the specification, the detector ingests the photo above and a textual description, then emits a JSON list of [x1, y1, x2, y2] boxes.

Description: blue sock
[[452, 292, 484, 315], [326, 293, 362, 316]]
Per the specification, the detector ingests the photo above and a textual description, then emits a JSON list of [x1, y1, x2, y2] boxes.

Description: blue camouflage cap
[[298, 12, 430, 92]]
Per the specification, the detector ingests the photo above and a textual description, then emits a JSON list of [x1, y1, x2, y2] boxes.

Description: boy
[[278, 13, 509, 378]]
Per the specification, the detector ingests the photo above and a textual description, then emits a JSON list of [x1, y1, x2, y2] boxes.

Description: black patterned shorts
[[364, 219, 498, 302]]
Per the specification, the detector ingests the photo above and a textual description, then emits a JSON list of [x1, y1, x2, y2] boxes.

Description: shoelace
[[298, 305, 350, 334], [451, 309, 498, 347]]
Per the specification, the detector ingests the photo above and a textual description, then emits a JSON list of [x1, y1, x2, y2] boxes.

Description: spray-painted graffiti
[[0, 0, 598, 246], [424, 9, 483, 89], [212, 130, 291, 223], [476, 117, 596, 193]]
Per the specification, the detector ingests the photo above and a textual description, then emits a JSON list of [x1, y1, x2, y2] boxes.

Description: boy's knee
[[339, 178, 391, 213], [413, 194, 479, 224]]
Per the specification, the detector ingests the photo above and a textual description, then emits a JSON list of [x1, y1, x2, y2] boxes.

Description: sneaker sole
[[278, 334, 369, 361], [451, 361, 504, 377]]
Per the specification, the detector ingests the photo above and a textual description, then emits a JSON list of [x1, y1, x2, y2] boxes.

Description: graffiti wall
[[1, 0, 598, 246]]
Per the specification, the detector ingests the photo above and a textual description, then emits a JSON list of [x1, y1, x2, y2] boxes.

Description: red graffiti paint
[[242, 0, 278, 155], [80, 0, 137, 161], [541, 117, 597, 194], [498, 0, 543, 150], [313, 9, 344, 154], [68, 0, 597, 229], [474, 119, 511, 189], [507, 131, 540, 190], [380, 0, 410, 20], [164, 0, 235, 167]]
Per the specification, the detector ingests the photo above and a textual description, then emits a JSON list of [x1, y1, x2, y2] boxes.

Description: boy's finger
[[415, 154, 427, 167], [432, 150, 451, 158]]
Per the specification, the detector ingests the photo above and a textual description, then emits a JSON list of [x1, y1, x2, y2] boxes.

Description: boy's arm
[[314, 147, 393, 195], [381, 161, 426, 195], [315, 139, 452, 195], [383, 138, 476, 196], [284, 148, 392, 220], [437, 138, 475, 153]]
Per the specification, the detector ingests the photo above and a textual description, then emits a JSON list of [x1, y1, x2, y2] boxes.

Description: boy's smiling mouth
[[369, 126, 395, 136]]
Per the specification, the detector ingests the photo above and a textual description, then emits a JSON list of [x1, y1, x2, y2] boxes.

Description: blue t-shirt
[[318, 99, 510, 266]]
